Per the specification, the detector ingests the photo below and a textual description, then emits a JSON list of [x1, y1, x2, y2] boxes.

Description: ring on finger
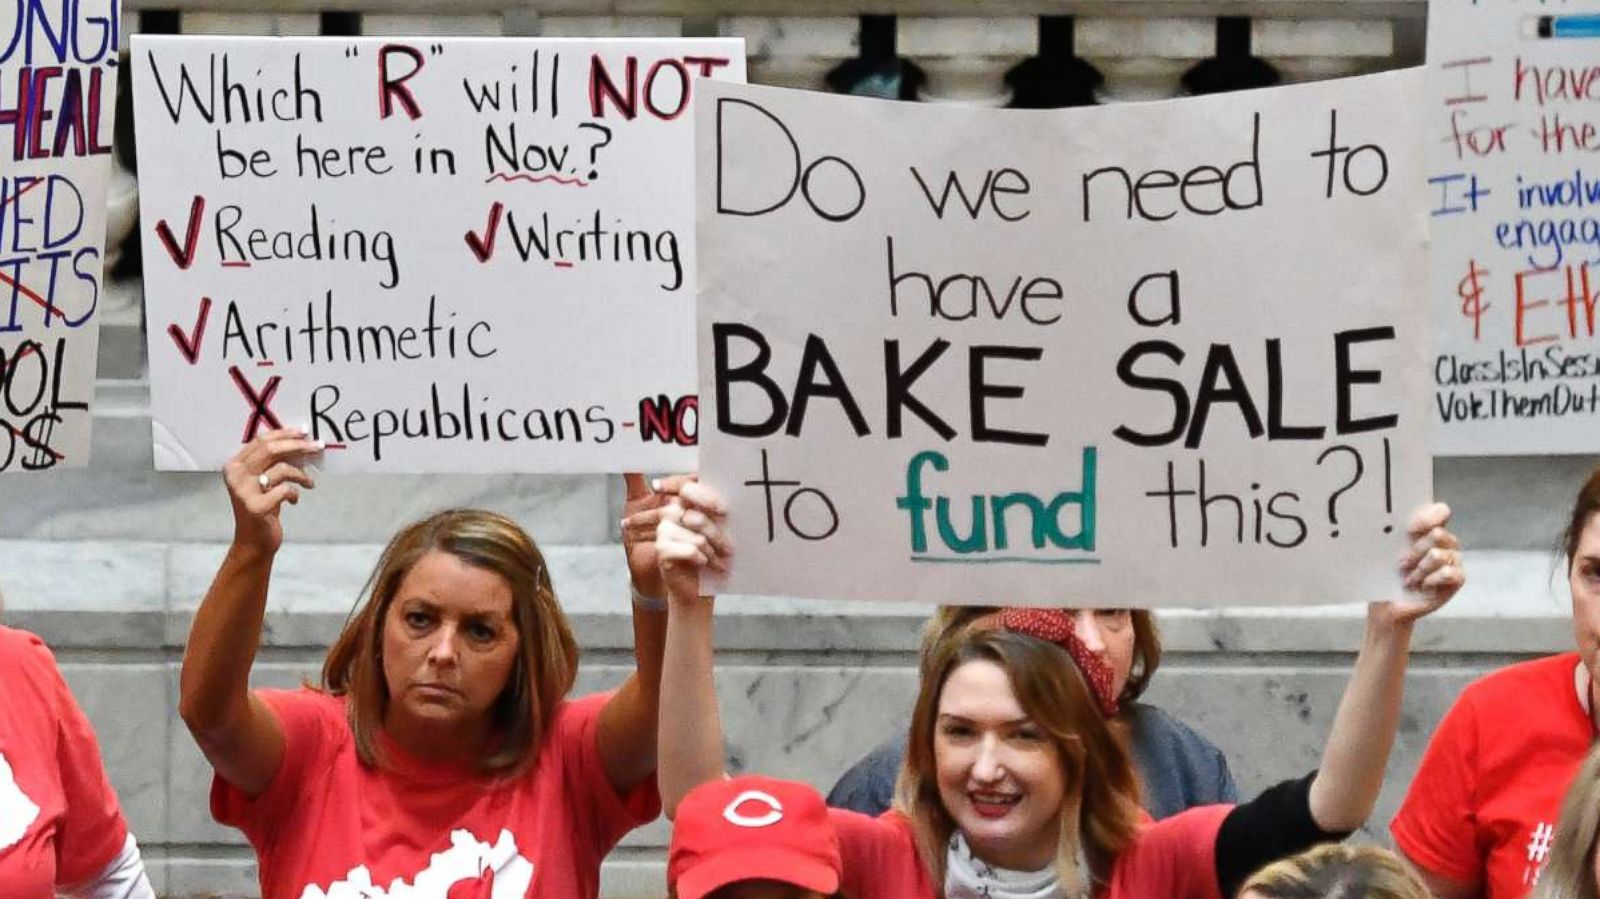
[[258, 473, 271, 491]]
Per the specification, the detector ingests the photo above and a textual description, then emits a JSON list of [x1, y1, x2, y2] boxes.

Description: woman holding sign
[[179, 429, 671, 899], [1393, 469, 1600, 899], [654, 482, 1462, 899]]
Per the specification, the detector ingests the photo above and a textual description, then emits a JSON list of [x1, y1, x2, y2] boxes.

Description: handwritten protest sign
[[697, 73, 1429, 607], [133, 36, 743, 471], [0, 1, 119, 473], [1428, 1, 1600, 454]]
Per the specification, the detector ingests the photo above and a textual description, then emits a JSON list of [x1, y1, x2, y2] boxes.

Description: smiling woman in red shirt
[[652, 481, 1465, 899], [178, 429, 672, 899]]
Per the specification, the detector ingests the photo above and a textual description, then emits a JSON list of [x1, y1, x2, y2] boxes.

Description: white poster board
[[133, 36, 743, 471], [1428, 0, 1600, 454], [0, 2, 119, 473], [697, 74, 1430, 607]]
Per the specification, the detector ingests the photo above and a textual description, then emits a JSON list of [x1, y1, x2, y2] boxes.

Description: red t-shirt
[[1392, 653, 1593, 899], [212, 688, 660, 899], [830, 804, 1229, 899], [0, 625, 130, 898]]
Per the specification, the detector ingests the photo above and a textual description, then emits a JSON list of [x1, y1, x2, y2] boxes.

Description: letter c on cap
[[722, 790, 784, 828]]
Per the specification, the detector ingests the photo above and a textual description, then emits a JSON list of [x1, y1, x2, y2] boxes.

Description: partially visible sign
[[0, 1, 120, 473]]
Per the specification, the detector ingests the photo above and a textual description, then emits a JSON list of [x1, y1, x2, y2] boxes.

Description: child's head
[[669, 776, 842, 899]]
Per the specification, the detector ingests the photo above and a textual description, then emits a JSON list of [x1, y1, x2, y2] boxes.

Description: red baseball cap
[[669, 776, 842, 899]]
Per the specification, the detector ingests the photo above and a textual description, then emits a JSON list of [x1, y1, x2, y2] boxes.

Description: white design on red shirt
[[297, 828, 533, 899], [0, 751, 41, 851], [1524, 821, 1555, 886]]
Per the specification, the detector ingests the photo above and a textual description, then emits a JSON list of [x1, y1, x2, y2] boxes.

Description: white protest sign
[[1428, 1, 1600, 454], [697, 74, 1429, 607], [133, 36, 743, 471], [0, 1, 119, 473]]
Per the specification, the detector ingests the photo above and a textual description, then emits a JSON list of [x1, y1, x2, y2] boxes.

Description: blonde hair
[[1532, 744, 1600, 899], [320, 508, 579, 777], [1239, 843, 1431, 899], [896, 627, 1141, 894]]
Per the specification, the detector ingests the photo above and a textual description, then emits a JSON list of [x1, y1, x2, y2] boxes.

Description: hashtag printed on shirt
[[1524, 821, 1555, 887]]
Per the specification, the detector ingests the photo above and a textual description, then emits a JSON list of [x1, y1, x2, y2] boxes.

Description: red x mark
[[228, 365, 283, 442]]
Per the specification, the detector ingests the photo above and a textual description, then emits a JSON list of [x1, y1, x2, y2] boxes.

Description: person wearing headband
[[670, 775, 843, 899], [653, 480, 1463, 899], [828, 607, 1236, 821]]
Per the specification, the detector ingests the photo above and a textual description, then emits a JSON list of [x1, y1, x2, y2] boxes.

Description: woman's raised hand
[[620, 474, 696, 602], [221, 428, 320, 554], [654, 480, 732, 603], [1374, 502, 1465, 627]]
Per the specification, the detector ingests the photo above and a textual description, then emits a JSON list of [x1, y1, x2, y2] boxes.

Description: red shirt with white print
[[212, 688, 659, 899], [830, 804, 1229, 899], [1393, 653, 1593, 899], [0, 626, 130, 898]]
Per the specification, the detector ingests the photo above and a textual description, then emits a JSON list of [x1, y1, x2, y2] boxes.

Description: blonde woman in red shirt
[[653, 481, 1463, 899], [179, 429, 672, 899]]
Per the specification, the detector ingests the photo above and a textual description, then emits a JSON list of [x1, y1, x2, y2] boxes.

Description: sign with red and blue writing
[[0, 1, 119, 474], [133, 36, 742, 471]]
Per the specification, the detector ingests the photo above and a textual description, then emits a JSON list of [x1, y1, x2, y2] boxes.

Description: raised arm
[[1213, 503, 1465, 897], [177, 429, 318, 798], [653, 481, 733, 818], [1308, 502, 1464, 831], [594, 473, 697, 794]]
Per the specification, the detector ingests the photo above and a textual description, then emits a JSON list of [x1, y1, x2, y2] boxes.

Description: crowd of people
[[4, 429, 1600, 898]]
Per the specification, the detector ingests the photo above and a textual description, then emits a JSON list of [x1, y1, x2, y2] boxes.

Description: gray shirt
[[825, 700, 1238, 820]]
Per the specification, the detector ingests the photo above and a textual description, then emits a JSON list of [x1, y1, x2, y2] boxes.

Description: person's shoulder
[[258, 684, 344, 714], [0, 624, 52, 665], [552, 690, 609, 726], [0, 624, 64, 691], [257, 685, 350, 745], [1128, 702, 1214, 744], [1461, 652, 1578, 702]]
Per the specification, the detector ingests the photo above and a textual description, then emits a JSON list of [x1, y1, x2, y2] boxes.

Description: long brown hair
[[321, 508, 579, 776], [896, 628, 1142, 894]]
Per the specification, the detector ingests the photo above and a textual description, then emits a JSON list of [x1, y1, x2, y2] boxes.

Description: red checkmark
[[155, 195, 205, 269], [464, 202, 504, 263], [167, 297, 213, 365]]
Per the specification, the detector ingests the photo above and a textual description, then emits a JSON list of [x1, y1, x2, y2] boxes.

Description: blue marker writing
[[1528, 15, 1600, 39]]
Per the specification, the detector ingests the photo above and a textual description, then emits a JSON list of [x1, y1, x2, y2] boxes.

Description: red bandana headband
[[996, 608, 1119, 718]]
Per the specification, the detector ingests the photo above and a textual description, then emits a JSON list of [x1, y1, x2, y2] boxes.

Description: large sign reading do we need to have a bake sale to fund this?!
[[697, 72, 1431, 607], [133, 36, 743, 472]]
